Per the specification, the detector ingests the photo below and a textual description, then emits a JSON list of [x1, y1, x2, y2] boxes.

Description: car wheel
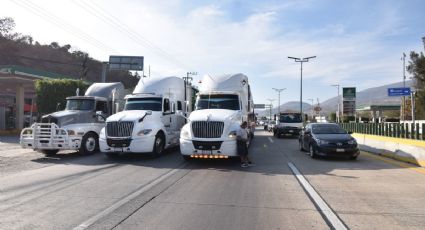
[[299, 140, 305, 151], [309, 144, 318, 159], [41, 149, 59, 156], [152, 133, 165, 157], [79, 132, 99, 155]]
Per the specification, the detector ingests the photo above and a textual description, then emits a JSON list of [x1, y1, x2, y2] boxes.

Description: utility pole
[[308, 98, 314, 121], [401, 53, 406, 121], [272, 88, 286, 114], [331, 84, 340, 123], [288, 56, 316, 123], [81, 54, 89, 81], [411, 90, 416, 124], [184, 72, 197, 111], [267, 98, 275, 121]]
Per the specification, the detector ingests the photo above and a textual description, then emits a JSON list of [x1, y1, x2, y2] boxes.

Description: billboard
[[342, 87, 356, 101], [109, 56, 144, 71], [342, 87, 356, 115]]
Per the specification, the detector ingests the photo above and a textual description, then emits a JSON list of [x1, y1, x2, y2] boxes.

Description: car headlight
[[347, 139, 357, 145], [137, 129, 152, 136], [228, 130, 237, 139], [316, 139, 329, 145]]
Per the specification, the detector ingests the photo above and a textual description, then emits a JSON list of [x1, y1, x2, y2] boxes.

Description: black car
[[299, 123, 359, 159]]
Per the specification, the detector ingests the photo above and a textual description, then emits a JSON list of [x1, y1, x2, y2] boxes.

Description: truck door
[[161, 98, 172, 135]]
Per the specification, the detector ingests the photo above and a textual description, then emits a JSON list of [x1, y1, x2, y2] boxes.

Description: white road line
[[287, 162, 347, 230], [73, 163, 187, 230], [268, 137, 274, 143]]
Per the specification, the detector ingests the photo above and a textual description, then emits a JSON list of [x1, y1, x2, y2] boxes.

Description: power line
[[10, 0, 119, 54], [72, 0, 191, 70]]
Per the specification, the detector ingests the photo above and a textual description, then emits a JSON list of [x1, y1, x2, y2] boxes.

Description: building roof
[[0, 65, 71, 79]]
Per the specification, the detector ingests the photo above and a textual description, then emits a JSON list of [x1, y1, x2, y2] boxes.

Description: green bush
[[35, 79, 90, 115]]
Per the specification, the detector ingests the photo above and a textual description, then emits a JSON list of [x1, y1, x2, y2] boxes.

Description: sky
[[1, 0, 424, 108]]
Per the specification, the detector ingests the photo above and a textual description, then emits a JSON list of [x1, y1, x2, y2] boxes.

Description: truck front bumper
[[99, 135, 156, 154], [20, 124, 82, 150], [180, 138, 238, 157]]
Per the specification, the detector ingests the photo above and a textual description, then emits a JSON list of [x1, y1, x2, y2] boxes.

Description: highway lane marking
[[73, 162, 188, 230], [268, 137, 274, 143], [361, 151, 425, 175], [287, 162, 348, 230]]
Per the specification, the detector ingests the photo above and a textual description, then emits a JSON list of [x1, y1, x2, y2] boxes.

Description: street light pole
[[331, 84, 340, 123], [288, 56, 316, 123], [272, 88, 286, 114]]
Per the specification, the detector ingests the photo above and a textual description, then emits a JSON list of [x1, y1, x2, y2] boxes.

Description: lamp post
[[272, 88, 286, 114], [288, 56, 316, 123], [331, 84, 340, 123], [267, 98, 275, 121]]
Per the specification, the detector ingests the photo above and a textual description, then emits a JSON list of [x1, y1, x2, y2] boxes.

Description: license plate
[[336, 148, 345, 152], [202, 150, 212, 154]]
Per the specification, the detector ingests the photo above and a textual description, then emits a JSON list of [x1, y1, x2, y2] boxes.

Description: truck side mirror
[[185, 101, 190, 112], [145, 110, 152, 115], [96, 111, 106, 122]]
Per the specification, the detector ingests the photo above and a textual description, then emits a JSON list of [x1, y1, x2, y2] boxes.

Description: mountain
[[320, 80, 413, 113], [257, 80, 412, 116]]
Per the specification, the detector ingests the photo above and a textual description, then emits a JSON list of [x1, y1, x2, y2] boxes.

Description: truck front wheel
[[152, 133, 165, 157], [79, 132, 99, 155]]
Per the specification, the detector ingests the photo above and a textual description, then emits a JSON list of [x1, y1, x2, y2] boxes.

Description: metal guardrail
[[340, 123, 425, 141]]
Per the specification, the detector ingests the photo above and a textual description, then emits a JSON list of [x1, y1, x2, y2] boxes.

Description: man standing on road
[[237, 121, 254, 168]]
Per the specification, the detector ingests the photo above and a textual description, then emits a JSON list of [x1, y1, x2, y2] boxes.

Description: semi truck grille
[[191, 121, 224, 138], [106, 122, 134, 137]]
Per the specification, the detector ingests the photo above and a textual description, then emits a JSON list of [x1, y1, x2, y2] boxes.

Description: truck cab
[[273, 112, 303, 137], [20, 82, 124, 156], [180, 73, 254, 159], [99, 76, 191, 157]]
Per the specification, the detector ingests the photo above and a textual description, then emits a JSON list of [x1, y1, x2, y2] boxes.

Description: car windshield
[[280, 114, 302, 123], [124, 98, 162, 111], [65, 99, 95, 111], [312, 125, 347, 134], [195, 94, 240, 110]]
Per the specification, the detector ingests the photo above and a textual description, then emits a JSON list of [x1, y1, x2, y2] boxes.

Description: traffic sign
[[254, 104, 266, 109], [388, 87, 411, 96], [109, 56, 144, 71]]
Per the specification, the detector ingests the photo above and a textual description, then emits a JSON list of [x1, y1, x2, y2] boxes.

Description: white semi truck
[[180, 73, 255, 159], [99, 76, 193, 157], [20, 82, 125, 155]]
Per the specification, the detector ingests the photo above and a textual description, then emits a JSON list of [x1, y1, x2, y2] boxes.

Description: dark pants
[[237, 140, 248, 156]]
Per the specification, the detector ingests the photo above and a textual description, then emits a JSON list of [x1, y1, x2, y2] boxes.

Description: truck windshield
[[279, 114, 302, 123], [124, 98, 162, 111], [65, 99, 95, 111], [196, 94, 240, 110]]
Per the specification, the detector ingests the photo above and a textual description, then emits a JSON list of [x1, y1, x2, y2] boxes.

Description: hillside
[[0, 18, 138, 88]]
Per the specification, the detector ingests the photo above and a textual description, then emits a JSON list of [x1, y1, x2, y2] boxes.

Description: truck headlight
[[67, 130, 76, 136], [228, 131, 237, 139], [180, 125, 191, 139], [137, 129, 152, 136]]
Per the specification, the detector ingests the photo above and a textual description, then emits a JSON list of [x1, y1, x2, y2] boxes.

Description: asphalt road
[[1, 128, 425, 230]]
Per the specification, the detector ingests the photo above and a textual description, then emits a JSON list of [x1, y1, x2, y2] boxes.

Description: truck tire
[[41, 149, 59, 156], [79, 132, 99, 155], [152, 133, 165, 157]]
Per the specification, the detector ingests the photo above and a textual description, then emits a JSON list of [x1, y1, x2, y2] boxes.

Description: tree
[[0, 17, 15, 36], [407, 51, 425, 119]]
